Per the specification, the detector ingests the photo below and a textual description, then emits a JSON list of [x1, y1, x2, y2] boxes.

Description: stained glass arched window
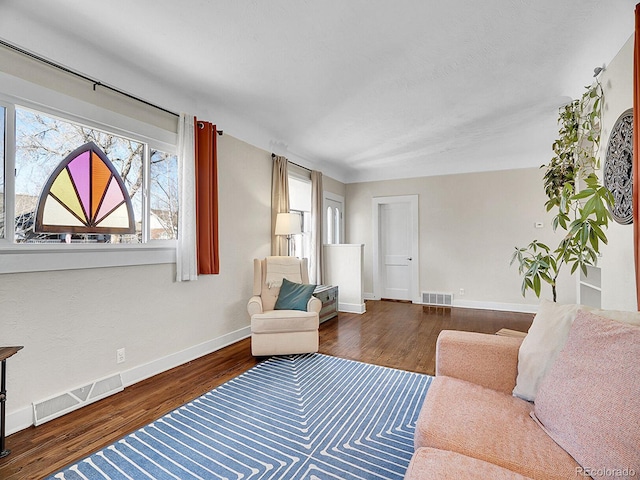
[[34, 142, 135, 234]]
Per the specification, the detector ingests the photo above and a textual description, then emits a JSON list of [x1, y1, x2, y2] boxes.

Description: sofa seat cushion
[[404, 447, 533, 480], [414, 376, 579, 480], [251, 310, 318, 334]]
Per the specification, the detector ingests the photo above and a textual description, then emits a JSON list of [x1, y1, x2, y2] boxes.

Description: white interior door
[[373, 195, 419, 302], [380, 202, 412, 300]]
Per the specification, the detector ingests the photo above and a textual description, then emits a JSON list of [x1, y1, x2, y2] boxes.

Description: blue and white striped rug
[[48, 353, 432, 480]]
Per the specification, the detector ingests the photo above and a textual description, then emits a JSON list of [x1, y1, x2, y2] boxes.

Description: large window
[[289, 174, 311, 261], [4, 106, 177, 245], [0, 91, 178, 273]]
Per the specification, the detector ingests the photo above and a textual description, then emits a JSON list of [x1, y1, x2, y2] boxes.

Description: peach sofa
[[407, 331, 577, 479], [406, 305, 640, 480]]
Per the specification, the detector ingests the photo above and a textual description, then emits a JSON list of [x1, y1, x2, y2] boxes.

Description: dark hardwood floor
[[0, 300, 533, 479]]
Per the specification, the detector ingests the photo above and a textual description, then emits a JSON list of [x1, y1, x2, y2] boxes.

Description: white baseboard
[[6, 326, 251, 436], [6, 405, 33, 437], [366, 290, 537, 314], [338, 302, 366, 314], [121, 326, 251, 387], [451, 299, 538, 314]]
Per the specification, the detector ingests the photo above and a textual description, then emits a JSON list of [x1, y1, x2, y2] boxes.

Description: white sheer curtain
[[310, 170, 323, 284], [176, 113, 198, 282]]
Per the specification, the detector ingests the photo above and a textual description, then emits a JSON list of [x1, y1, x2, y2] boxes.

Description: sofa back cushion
[[532, 309, 640, 476]]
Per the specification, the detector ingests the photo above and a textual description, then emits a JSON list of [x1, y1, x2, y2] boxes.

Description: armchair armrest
[[307, 296, 322, 314], [436, 330, 523, 395], [247, 296, 263, 316]]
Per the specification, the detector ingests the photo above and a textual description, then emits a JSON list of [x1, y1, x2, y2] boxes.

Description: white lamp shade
[[275, 212, 302, 236]]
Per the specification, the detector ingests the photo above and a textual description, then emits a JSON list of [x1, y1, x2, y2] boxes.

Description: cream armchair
[[248, 256, 322, 356]]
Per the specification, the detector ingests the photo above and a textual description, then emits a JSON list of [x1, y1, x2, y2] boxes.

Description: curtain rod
[[0, 38, 222, 135], [197, 122, 223, 135], [271, 153, 311, 172]]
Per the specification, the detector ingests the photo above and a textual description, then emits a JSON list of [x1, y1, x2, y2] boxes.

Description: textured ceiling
[[0, 0, 636, 183]]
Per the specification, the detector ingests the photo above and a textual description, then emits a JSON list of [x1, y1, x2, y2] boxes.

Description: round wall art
[[604, 108, 633, 225]]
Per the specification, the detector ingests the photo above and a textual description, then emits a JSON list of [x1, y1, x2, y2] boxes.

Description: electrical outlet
[[116, 348, 125, 364], [459, 288, 465, 296]]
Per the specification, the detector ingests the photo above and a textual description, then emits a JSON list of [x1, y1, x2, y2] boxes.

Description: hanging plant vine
[[511, 80, 614, 302]]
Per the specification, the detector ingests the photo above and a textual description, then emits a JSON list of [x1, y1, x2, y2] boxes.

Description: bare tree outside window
[[150, 150, 178, 240], [12, 107, 178, 243]]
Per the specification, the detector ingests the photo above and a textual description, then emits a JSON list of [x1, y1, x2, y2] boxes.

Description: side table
[[0, 346, 23, 459], [313, 285, 338, 323]]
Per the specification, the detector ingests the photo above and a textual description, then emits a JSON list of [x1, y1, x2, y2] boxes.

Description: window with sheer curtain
[[288, 173, 311, 261]]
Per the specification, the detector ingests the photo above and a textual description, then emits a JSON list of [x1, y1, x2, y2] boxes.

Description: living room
[[1, 2, 639, 478]]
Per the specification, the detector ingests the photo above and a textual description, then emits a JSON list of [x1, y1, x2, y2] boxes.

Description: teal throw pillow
[[274, 278, 317, 311]]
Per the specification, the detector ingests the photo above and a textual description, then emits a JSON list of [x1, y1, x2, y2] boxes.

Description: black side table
[[0, 346, 23, 458]]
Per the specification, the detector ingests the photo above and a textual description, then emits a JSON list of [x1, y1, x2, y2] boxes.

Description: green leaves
[[511, 241, 555, 298], [511, 81, 612, 302]]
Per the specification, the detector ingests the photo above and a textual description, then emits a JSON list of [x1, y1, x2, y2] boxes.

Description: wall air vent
[[421, 291, 453, 307], [32, 373, 123, 426]]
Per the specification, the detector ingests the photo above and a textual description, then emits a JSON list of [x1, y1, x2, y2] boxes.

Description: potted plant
[[511, 80, 614, 302]]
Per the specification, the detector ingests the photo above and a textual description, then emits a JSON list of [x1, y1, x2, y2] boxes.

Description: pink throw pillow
[[533, 310, 640, 478]]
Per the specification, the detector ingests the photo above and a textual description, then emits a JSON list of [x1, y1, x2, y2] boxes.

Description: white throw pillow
[[512, 299, 579, 401]]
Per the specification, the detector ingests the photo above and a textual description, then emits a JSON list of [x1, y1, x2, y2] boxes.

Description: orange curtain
[[194, 119, 220, 274]]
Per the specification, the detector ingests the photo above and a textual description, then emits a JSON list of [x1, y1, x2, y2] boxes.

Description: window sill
[[0, 242, 176, 274]]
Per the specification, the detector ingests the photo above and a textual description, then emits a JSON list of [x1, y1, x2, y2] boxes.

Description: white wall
[[344, 36, 639, 313], [1, 133, 274, 433], [2, 22, 634, 440], [0, 41, 351, 434], [346, 168, 578, 311], [598, 35, 637, 311], [323, 175, 347, 199]]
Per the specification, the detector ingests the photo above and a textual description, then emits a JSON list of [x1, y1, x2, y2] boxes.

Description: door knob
[[407, 257, 412, 261]]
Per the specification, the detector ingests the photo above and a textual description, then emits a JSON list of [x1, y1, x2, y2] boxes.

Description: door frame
[[372, 195, 420, 303]]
